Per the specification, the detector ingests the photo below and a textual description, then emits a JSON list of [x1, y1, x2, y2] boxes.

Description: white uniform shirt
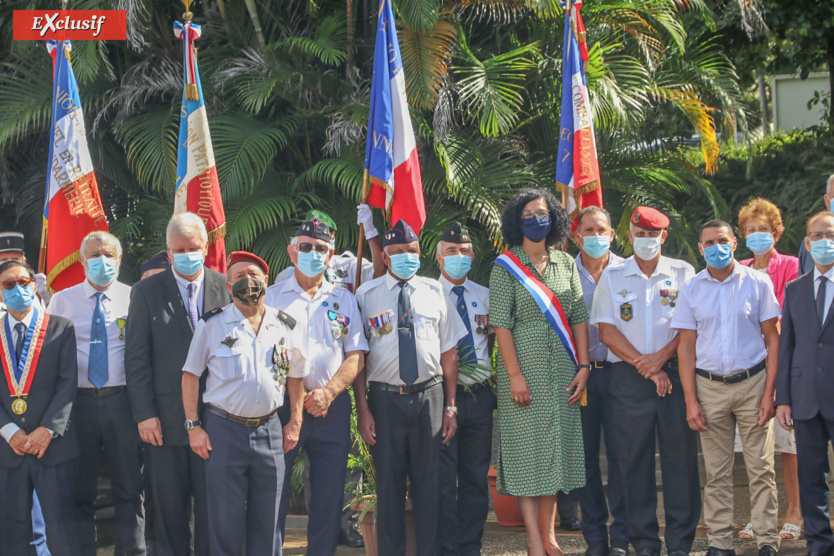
[[438, 275, 492, 385], [0, 309, 36, 443], [273, 252, 375, 293], [356, 273, 466, 385], [47, 279, 131, 388], [671, 263, 781, 374], [814, 267, 834, 323], [590, 255, 695, 361], [182, 304, 305, 418], [172, 267, 205, 319], [264, 276, 368, 391]]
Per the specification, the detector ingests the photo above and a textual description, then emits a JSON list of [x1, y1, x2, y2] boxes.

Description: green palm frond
[[297, 153, 365, 203], [115, 104, 179, 194], [399, 19, 456, 110], [284, 14, 348, 66], [0, 54, 53, 148], [396, 0, 438, 33]]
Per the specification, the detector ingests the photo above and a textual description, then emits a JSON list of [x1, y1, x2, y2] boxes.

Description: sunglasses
[[297, 243, 330, 255], [2, 278, 33, 290]]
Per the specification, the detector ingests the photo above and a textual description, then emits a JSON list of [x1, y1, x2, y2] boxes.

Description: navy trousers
[[0, 455, 80, 556], [204, 409, 285, 556], [794, 413, 834, 555], [439, 384, 495, 556], [278, 391, 352, 556], [579, 366, 628, 546], [610, 362, 701, 553], [75, 391, 146, 556]]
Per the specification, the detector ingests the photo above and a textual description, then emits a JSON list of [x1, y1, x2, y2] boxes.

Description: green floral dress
[[489, 246, 588, 496]]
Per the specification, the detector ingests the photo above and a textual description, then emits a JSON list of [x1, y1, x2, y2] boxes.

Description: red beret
[[630, 206, 670, 230], [227, 251, 269, 275]]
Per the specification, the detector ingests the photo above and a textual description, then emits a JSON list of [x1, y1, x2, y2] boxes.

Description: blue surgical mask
[[4, 284, 35, 312], [86, 256, 118, 286], [443, 254, 472, 280], [582, 235, 610, 259], [296, 250, 328, 278], [703, 243, 734, 270], [745, 232, 774, 256], [520, 215, 551, 243], [810, 239, 834, 266], [632, 237, 662, 260], [389, 253, 420, 280], [173, 252, 204, 276]]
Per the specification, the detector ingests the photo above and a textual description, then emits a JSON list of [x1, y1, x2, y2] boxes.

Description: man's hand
[[23, 427, 52, 458], [567, 368, 590, 405], [686, 401, 708, 432], [188, 427, 212, 460], [651, 371, 673, 397], [358, 407, 377, 445], [635, 352, 666, 379], [304, 388, 334, 418], [138, 417, 163, 446], [8, 429, 28, 456], [442, 411, 457, 443], [776, 405, 793, 431], [758, 396, 776, 427], [283, 421, 301, 453]]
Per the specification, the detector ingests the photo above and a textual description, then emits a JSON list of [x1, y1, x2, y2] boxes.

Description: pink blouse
[[740, 249, 799, 309]]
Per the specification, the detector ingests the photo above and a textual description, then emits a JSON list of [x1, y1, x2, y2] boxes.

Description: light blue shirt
[[575, 251, 623, 362]]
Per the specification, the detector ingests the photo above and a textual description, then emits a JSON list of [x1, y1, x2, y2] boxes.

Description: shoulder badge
[[277, 310, 297, 330], [201, 307, 224, 321]]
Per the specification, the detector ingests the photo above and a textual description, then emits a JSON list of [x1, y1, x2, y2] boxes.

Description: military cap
[[295, 219, 333, 242], [0, 232, 25, 254], [305, 210, 337, 232], [140, 251, 169, 274], [630, 206, 670, 230], [227, 251, 269, 275], [382, 219, 419, 247], [440, 221, 471, 244]]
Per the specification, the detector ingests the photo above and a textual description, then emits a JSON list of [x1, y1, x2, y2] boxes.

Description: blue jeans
[[32, 491, 51, 556]]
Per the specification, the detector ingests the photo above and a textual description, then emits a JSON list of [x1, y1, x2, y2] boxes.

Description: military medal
[[620, 303, 633, 321], [660, 289, 670, 306], [117, 318, 126, 340], [369, 311, 393, 336], [667, 289, 678, 307], [272, 343, 289, 385], [475, 314, 488, 334], [1, 309, 50, 416]]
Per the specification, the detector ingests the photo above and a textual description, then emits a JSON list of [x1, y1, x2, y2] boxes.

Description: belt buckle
[[593, 361, 605, 369], [245, 417, 261, 427], [399, 385, 407, 395]]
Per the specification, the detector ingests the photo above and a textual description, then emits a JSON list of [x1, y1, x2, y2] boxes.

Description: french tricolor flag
[[365, 0, 426, 234], [173, 20, 226, 273], [42, 40, 108, 293]]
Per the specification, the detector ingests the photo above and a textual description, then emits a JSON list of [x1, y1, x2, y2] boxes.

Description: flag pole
[[354, 168, 370, 289]]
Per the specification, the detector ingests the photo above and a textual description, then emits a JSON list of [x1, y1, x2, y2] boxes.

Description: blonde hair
[[738, 198, 785, 237]]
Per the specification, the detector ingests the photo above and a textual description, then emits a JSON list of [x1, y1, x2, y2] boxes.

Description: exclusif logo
[[13, 10, 127, 41]]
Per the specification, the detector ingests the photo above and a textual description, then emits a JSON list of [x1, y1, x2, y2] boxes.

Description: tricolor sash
[[0, 308, 49, 399], [494, 251, 578, 365]]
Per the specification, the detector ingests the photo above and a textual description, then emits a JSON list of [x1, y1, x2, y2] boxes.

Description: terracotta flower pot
[[352, 499, 417, 556], [488, 467, 525, 527]]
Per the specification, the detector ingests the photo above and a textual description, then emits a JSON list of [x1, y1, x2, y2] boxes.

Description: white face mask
[[632, 236, 662, 260]]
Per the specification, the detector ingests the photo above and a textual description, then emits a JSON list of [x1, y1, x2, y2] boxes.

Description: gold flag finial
[[182, 0, 194, 21]]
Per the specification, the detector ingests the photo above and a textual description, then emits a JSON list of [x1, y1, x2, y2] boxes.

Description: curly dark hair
[[501, 188, 571, 247]]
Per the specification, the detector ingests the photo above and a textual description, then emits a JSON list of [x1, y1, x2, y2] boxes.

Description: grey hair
[[827, 173, 834, 196], [80, 231, 122, 260], [166, 212, 208, 245], [436, 240, 474, 256], [577, 206, 612, 229]]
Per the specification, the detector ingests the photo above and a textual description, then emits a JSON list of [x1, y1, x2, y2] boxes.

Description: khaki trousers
[[697, 370, 779, 549]]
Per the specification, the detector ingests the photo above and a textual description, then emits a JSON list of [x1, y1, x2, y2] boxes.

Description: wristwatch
[[444, 405, 458, 415], [578, 364, 592, 371], [184, 420, 202, 430]]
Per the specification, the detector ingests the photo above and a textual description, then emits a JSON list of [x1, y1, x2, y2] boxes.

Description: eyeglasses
[[2, 278, 32, 290], [297, 243, 330, 254], [809, 232, 834, 241], [521, 210, 549, 220]]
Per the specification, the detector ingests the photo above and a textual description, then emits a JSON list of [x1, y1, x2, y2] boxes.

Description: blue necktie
[[88, 292, 109, 389], [187, 283, 199, 330], [13, 323, 25, 381], [452, 285, 478, 369], [397, 282, 419, 386]]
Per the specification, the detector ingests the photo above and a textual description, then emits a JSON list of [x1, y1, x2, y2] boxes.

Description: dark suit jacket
[[125, 267, 230, 446], [0, 313, 79, 468], [776, 270, 834, 420]]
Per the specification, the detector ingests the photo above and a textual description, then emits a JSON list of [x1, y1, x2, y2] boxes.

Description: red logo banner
[[13, 10, 126, 41]]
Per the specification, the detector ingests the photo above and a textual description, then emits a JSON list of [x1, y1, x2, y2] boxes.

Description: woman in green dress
[[490, 189, 591, 556]]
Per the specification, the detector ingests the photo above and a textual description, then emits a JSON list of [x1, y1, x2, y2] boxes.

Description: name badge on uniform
[[273, 341, 289, 385], [368, 311, 393, 336], [474, 314, 489, 334], [327, 310, 350, 339]]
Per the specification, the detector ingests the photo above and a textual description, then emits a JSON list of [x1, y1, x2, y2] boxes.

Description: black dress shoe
[[758, 546, 777, 556], [609, 545, 629, 556], [669, 551, 688, 556], [560, 516, 582, 531], [338, 525, 365, 548], [706, 547, 736, 556], [635, 548, 659, 556], [585, 542, 608, 556]]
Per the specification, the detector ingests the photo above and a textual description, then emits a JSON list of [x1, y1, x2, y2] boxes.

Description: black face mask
[[231, 277, 265, 306]]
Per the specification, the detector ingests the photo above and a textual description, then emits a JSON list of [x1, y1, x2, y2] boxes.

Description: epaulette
[[201, 307, 224, 321], [277, 310, 296, 330]]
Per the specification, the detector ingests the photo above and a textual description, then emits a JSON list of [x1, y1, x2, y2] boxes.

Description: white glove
[[35, 273, 51, 306], [357, 204, 378, 239]]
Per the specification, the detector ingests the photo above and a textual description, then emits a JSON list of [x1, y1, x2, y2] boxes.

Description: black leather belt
[[206, 404, 278, 427], [369, 376, 442, 395], [457, 381, 492, 394], [77, 386, 126, 397], [592, 360, 611, 369], [696, 361, 766, 384]]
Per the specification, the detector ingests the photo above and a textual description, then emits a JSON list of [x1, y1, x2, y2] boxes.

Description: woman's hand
[[510, 373, 531, 406], [567, 367, 590, 405]]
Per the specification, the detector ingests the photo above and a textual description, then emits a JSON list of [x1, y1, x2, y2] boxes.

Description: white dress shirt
[[671, 262, 781, 374], [814, 267, 834, 323], [264, 275, 368, 391], [183, 304, 305, 418], [356, 273, 466, 385], [172, 267, 205, 319], [273, 252, 375, 293], [0, 309, 36, 443], [438, 275, 492, 385], [46, 279, 131, 388], [590, 256, 695, 361], [575, 252, 624, 362]]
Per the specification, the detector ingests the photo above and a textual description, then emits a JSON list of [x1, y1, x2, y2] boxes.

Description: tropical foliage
[[0, 0, 750, 283]]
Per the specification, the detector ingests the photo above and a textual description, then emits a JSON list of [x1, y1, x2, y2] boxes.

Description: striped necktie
[[188, 282, 199, 330]]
